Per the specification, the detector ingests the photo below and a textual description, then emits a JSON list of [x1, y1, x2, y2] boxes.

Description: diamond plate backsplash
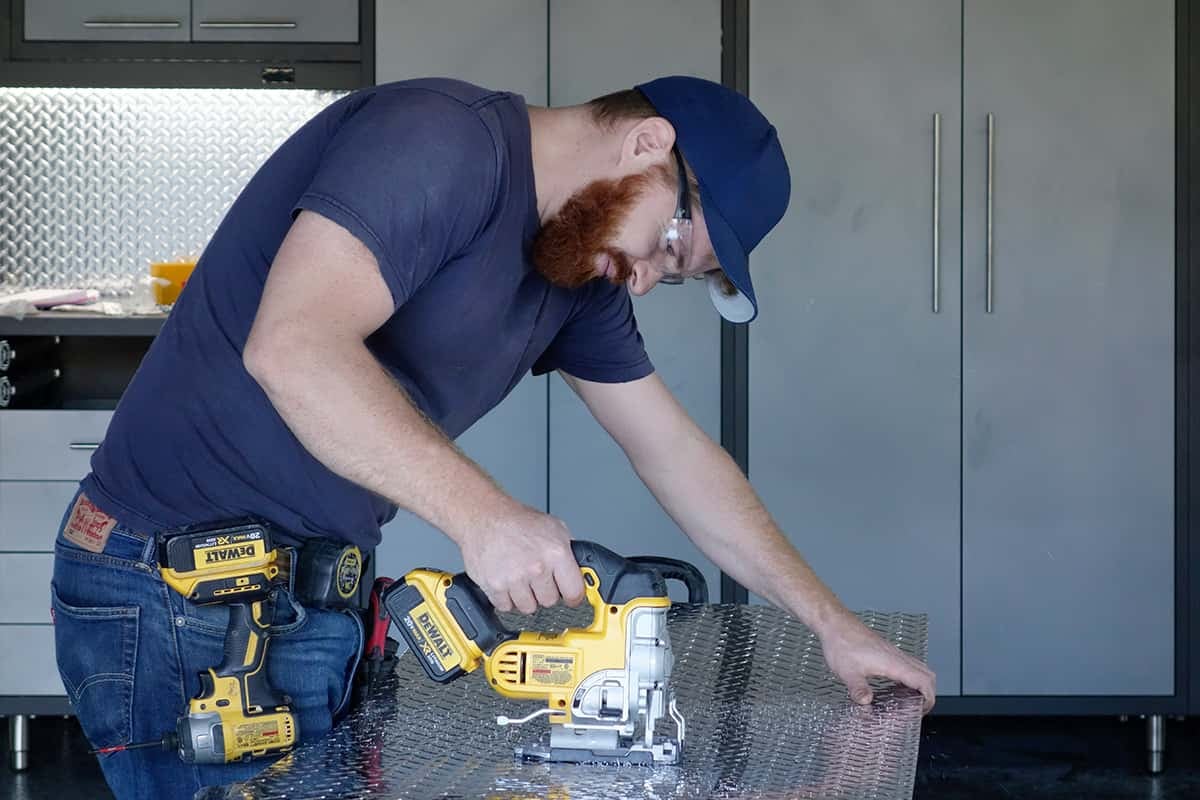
[[0, 87, 347, 292]]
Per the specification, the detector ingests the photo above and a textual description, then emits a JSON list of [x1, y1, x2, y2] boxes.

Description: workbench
[[211, 604, 927, 800]]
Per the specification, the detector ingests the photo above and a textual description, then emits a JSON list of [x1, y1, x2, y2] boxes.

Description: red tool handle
[[365, 576, 395, 661]]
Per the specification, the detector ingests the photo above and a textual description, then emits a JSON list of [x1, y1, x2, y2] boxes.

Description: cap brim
[[699, 185, 758, 323]]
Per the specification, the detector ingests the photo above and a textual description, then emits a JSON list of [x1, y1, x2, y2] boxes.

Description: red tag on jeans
[[63, 492, 116, 554]]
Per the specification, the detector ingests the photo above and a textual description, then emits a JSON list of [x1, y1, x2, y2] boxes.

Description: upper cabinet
[[26, 1, 191, 42], [191, 1, 359, 43], [2, 0, 372, 88], [25, 0, 359, 43]]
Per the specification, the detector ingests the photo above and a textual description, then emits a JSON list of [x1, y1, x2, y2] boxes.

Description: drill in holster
[[157, 519, 365, 764]]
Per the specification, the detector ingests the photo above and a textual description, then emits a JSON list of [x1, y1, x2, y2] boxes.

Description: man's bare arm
[[243, 211, 585, 613], [557, 371, 834, 619], [560, 369, 935, 710]]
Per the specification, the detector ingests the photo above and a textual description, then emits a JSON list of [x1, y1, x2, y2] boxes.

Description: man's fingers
[[508, 584, 538, 616], [914, 668, 937, 712], [846, 676, 873, 706], [530, 572, 562, 609], [891, 661, 936, 713], [554, 561, 587, 607], [487, 587, 514, 614]]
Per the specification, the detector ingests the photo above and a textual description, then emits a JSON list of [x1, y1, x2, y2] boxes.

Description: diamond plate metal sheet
[[0, 88, 345, 292], [215, 605, 928, 800]]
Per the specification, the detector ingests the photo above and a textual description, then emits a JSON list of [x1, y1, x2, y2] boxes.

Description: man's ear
[[619, 116, 675, 169]]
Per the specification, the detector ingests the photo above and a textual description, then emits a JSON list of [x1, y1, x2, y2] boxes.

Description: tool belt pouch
[[294, 539, 366, 610]]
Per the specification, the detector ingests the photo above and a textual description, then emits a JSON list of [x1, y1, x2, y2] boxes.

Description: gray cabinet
[[192, 1, 358, 43], [0, 628, 64, 695], [0, 482, 79, 551], [749, 0, 1175, 698], [11, 0, 369, 89], [0, 554, 54, 623], [546, 0, 724, 602], [0, 411, 112, 480], [372, 1, 549, 580], [26, 0, 190, 41], [961, 0, 1175, 696], [25, 1, 358, 43], [0, 411, 109, 699], [748, 0, 964, 694]]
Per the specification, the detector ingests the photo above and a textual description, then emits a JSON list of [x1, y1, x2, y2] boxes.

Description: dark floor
[[3, 713, 1199, 799], [913, 715, 1200, 799]]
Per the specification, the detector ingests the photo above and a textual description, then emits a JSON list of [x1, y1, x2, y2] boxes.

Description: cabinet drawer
[[26, 0, 190, 42], [192, 0, 358, 42], [0, 554, 53, 623], [0, 410, 113, 480], [0, 482, 79, 551], [0, 625, 66, 695]]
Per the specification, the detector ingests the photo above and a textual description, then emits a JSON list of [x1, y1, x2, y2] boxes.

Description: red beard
[[532, 169, 661, 289]]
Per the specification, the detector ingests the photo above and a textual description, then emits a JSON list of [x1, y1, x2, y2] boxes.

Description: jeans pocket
[[332, 608, 364, 719], [51, 586, 139, 750]]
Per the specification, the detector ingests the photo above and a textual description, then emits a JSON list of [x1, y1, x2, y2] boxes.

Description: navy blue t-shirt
[[82, 78, 654, 549]]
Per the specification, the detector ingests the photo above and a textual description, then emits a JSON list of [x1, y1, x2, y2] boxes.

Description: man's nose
[[627, 260, 661, 296]]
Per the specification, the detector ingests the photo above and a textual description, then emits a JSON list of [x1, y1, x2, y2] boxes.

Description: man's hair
[[587, 89, 659, 128]]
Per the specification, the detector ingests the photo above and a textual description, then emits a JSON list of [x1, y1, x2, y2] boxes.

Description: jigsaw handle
[[628, 556, 708, 604], [570, 541, 667, 605]]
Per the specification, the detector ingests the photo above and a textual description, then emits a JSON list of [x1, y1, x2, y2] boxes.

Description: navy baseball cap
[[635, 76, 790, 323]]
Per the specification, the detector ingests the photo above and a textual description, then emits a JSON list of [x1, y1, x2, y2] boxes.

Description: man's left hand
[[819, 611, 937, 713]]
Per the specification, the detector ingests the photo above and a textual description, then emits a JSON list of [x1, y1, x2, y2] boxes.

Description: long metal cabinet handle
[[986, 113, 995, 313], [68, 442, 101, 451], [199, 21, 299, 29], [83, 20, 183, 29], [932, 113, 941, 313]]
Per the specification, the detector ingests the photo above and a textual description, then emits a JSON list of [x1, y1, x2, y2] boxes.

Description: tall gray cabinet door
[[372, 2, 549, 579], [962, 0, 1174, 695], [547, 1, 724, 600], [748, 0, 963, 693]]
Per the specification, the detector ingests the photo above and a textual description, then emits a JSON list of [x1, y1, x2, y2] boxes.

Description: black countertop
[[0, 311, 167, 337]]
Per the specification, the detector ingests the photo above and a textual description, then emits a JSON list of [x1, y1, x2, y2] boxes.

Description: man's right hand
[[457, 505, 587, 615]]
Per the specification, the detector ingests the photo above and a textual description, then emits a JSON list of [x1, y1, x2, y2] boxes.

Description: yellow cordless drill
[[158, 521, 298, 764], [91, 521, 364, 764]]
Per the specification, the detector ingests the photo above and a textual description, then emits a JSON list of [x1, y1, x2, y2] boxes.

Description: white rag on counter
[[0, 288, 100, 318]]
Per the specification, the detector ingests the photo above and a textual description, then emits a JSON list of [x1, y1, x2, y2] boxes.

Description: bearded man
[[50, 76, 935, 800]]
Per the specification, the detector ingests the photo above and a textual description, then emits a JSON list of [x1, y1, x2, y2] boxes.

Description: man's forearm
[[244, 334, 513, 544], [632, 429, 851, 634]]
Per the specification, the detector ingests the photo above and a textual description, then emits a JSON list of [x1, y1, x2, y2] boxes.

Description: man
[[51, 75, 935, 800]]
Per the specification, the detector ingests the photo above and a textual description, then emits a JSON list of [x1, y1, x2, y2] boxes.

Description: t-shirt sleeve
[[293, 90, 498, 309], [533, 281, 654, 383]]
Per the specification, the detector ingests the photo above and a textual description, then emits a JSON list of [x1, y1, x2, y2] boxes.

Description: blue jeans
[[50, 492, 364, 800]]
